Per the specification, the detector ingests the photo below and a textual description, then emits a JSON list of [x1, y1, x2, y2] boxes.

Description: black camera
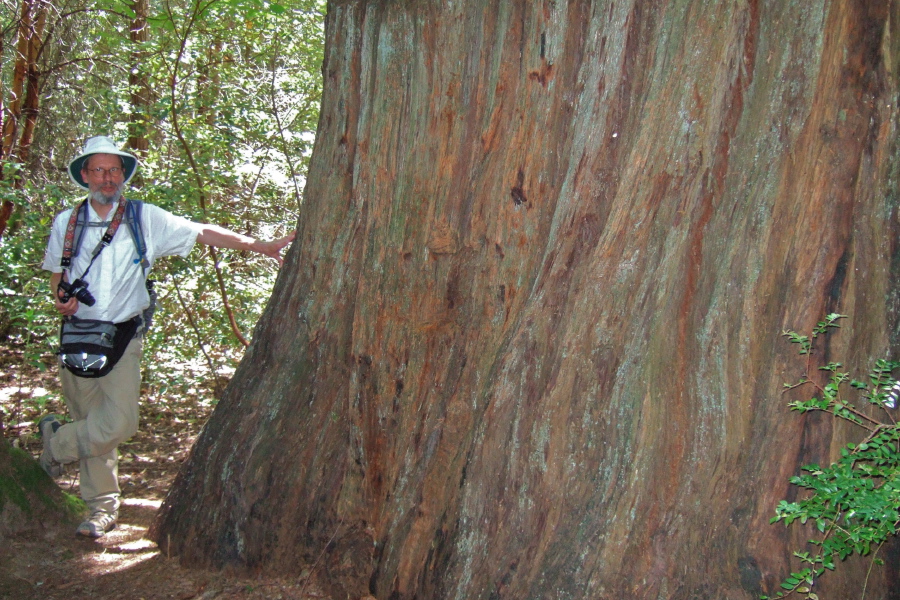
[[58, 278, 96, 306]]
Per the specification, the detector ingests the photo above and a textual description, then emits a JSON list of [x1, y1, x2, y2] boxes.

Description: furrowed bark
[[154, 2, 900, 598]]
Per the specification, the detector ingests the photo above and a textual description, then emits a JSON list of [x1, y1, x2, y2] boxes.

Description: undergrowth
[[764, 314, 900, 600]]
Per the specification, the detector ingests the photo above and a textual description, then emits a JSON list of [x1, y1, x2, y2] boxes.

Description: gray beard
[[89, 188, 123, 205]]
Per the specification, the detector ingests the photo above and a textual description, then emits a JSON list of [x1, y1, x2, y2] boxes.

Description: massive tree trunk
[[154, 1, 900, 598]]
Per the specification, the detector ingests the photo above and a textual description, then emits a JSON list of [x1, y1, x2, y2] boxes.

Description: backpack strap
[[125, 200, 150, 274], [60, 199, 128, 279], [60, 198, 148, 274]]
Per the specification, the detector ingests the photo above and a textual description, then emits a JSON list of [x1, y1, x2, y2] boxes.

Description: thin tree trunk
[[199, 38, 223, 128], [0, 0, 45, 238], [14, 0, 44, 164], [154, 2, 900, 598], [0, 0, 36, 237], [165, 0, 249, 347], [128, 0, 151, 160], [1, 0, 31, 159]]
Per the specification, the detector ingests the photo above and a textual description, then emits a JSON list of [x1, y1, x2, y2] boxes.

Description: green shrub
[[764, 314, 900, 600]]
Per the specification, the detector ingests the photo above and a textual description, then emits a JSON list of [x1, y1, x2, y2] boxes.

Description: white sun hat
[[68, 135, 139, 189]]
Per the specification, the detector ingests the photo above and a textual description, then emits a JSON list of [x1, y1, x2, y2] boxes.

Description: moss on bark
[[0, 439, 83, 539]]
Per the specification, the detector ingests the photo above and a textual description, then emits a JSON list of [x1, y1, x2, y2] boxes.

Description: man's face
[[82, 153, 125, 205]]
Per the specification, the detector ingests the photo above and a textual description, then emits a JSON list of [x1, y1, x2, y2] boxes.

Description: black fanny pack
[[58, 316, 140, 378]]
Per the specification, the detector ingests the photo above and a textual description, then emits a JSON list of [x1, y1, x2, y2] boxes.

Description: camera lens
[[58, 279, 95, 306], [75, 286, 96, 307]]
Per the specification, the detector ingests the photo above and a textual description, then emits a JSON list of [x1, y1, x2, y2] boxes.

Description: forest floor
[[0, 345, 341, 600]]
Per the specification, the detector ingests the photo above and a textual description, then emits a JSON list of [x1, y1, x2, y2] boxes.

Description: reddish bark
[[0, 0, 46, 238], [154, 2, 900, 598]]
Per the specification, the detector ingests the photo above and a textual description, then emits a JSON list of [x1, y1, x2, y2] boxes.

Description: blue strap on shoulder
[[63, 198, 149, 275], [125, 200, 150, 274]]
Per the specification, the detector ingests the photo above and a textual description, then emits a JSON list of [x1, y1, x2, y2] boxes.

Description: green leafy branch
[[763, 314, 900, 600]]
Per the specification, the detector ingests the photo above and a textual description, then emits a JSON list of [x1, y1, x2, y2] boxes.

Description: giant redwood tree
[[153, 1, 900, 598]]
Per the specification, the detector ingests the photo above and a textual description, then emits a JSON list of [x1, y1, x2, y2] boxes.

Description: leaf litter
[[0, 344, 336, 600]]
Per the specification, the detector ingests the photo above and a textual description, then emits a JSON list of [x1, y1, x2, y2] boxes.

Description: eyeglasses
[[84, 167, 123, 177]]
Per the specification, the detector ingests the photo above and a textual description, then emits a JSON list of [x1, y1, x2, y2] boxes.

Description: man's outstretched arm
[[196, 226, 296, 266]]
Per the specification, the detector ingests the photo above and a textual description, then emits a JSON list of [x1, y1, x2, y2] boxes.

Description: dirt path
[[1, 348, 335, 600], [4, 503, 332, 599]]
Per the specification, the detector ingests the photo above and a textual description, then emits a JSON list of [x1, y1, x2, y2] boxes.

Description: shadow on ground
[[1, 347, 336, 600]]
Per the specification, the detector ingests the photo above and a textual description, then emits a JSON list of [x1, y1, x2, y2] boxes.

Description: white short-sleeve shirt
[[43, 200, 202, 323]]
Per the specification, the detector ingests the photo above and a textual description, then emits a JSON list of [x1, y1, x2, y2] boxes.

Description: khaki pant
[[51, 337, 143, 515]]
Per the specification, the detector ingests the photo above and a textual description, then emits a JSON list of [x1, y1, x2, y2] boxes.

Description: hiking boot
[[76, 511, 117, 538], [38, 415, 64, 478]]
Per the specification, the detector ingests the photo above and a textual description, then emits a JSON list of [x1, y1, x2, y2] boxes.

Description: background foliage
[[0, 0, 325, 415]]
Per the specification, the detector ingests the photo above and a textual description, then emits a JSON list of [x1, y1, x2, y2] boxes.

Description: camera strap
[[60, 198, 128, 281]]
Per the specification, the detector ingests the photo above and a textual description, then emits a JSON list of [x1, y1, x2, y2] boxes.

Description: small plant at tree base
[[762, 314, 900, 600]]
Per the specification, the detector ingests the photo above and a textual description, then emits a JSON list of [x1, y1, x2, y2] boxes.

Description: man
[[39, 135, 294, 538]]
